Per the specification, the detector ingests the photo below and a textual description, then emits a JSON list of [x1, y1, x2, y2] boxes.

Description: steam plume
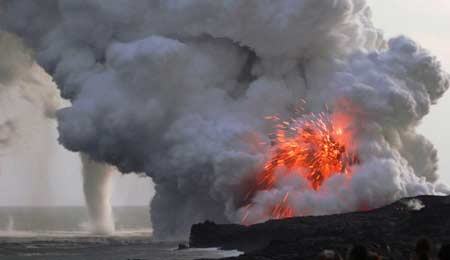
[[0, 30, 114, 220], [0, 31, 59, 150], [0, 30, 62, 206], [81, 154, 115, 235], [1, 0, 449, 239]]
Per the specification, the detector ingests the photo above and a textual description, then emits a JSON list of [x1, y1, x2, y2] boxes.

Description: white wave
[[0, 228, 152, 238]]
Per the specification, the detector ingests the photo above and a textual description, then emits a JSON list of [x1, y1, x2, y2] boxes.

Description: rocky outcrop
[[190, 195, 450, 259]]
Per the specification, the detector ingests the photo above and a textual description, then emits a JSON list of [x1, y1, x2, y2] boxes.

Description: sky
[[0, 1, 449, 206]]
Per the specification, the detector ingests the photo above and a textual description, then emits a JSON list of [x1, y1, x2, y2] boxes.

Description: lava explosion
[[243, 107, 359, 223], [3, 0, 449, 239]]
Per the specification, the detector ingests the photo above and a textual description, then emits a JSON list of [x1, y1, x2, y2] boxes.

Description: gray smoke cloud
[[1, 0, 449, 239]]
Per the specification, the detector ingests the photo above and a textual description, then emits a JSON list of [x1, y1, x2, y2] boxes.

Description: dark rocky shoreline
[[190, 195, 450, 260]]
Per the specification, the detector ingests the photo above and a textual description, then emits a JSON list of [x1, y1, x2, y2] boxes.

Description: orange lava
[[243, 109, 359, 223]]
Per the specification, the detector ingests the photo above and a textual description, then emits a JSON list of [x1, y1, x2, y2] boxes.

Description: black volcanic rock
[[190, 195, 450, 260]]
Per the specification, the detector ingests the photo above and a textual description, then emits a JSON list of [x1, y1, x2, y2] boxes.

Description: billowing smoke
[[1, 0, 448, 239], [0, 31, 59, 150], [81, 154, 115, 235], [0, 30, 115, 225], [0, 30, 62, 206]]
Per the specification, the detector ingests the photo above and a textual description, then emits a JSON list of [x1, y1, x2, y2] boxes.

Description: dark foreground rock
[[190, 195, 450, 260]]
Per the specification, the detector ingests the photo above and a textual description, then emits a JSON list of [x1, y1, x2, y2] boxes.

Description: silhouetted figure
[[318, 249, 343, 260], [412, 238, 433, 260], [347, 244, 369, 260], [439, 244, 450, 260]]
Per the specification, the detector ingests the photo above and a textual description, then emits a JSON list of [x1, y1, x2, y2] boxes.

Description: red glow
[[243, 108, 359, 223]]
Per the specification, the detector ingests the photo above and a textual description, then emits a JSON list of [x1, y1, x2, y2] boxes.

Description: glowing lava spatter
[[243, 108, 359, 223]]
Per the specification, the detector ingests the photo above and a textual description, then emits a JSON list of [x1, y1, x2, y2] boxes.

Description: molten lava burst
[[242, 109, 359, 223]]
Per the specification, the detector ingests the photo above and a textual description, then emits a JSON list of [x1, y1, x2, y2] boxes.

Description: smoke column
[[81, 154, 115, 235], [1, 0, 449, 239]]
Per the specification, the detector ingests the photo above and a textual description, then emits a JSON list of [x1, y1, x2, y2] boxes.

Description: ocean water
[[0, 207, 241, 260]]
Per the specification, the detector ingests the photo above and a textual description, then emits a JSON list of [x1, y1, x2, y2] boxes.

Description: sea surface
[[0, 207, 241, 260]]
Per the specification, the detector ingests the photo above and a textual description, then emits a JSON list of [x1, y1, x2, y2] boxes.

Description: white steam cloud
[[1, 0, 448, 239], [0, 30, 62, 207], [0, 30, 114, 230], [0, 31, 60, 149], [81, 154, 115, 235]]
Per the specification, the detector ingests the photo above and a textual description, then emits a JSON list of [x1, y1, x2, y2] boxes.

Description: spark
[[243, 108, 359, 223]]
